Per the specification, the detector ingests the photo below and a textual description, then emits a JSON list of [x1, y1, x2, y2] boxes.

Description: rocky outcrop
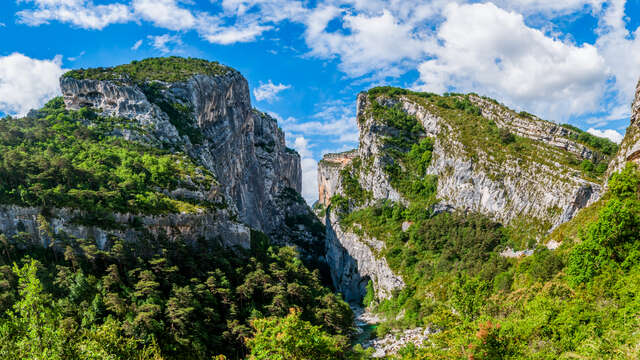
[[322, 92, 602, 230], [0, 204, 250, 251], [60, 69, 301, 243], [324, 211, 404, 303], [607, 78, 640, 177], [319, 90, 608, 302], [318, 150, 358, 205], [366, 327, 434, 358], [470, 95, 603, 163]]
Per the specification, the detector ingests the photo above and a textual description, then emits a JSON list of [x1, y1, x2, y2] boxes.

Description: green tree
[[247, 308, 348, 360], [4, 259, 68, 359]]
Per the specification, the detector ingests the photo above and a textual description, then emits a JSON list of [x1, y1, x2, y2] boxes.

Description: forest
[[0, 97, 364, 360]]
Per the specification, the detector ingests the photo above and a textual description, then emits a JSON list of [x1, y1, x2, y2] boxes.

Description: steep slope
[[0, 58, 353, 360], [607, 77, 640, 177], [319, 87, 617, 303], [60, 57, 303, 244], [0, 57, 327, 263]]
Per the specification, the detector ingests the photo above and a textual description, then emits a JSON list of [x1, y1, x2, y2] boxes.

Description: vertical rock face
[[321, 92, 604, 228], [318, 150, 358, 205], [607, 79, 640, 177], [324, 211, 404, 302], [0, 205, 251, 251], [60, 70, 301, 240]]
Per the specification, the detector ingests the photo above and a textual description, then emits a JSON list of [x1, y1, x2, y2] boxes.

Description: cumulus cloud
[[148, 34, 182, 53], [11, 0, 640, 125], [253, 81, 291, 102], [132, 0, 195, 30], [219, 0, 307, 23], [587, 127, 624, 143], [17, 0, 132, 30], [594, 0, 640, 120], [196, 14, 272, 44], [416, 2, 609, 121], [291, 136, 318, 204], [494, 0, 604, 14], [0, 53, 66, 116], [304, 7, 431, 77], [282, 118, 358, 143], [290, 101, 358, 142]]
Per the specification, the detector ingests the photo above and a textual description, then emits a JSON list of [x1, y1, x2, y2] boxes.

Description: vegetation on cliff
[[0, 62, 362, 359], [326, 87, 638, 359], [63, 57, 232, 83], [0, 97, 219, 217]]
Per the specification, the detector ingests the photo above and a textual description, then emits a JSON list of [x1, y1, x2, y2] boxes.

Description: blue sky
[[1, 0, 639, 203]]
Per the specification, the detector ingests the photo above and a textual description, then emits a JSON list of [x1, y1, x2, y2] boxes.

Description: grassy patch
[[63, 57, 232, 83]]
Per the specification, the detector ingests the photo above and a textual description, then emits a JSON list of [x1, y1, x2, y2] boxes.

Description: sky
[[1, 0, 640, 204]]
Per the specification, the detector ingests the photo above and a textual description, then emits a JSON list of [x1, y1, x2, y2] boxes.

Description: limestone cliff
[[607, 78, 640, 177], [320, 88, 614, 302], [58, 60, 306, 251], [324, 211, 404, 302], [0, 204, 250, 251], [0, 58, 324, 263]]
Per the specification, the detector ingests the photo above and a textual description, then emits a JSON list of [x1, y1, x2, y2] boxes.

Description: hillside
[[317, 82, 640, 359], [0, 56, 638, 360], [0, 58, 359, 360]]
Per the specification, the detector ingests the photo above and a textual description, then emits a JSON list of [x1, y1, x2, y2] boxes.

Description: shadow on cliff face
[[324, 211, 370, 305]]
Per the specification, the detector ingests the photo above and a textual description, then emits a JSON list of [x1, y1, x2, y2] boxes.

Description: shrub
[[498, 128, 515, 145], [363, 280, 375, 307], [451, 274, 491, 320]]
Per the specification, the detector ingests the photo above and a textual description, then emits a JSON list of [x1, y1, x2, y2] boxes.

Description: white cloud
[[282, 118, 358, 143], [304, 7, 431, 77], [132, 39, 143, 50], [291, 136, 318, 204], [10, 0, 640, 127], [0, 53, 66, 116], [594, 0, 640, 120], [494, 0, 604, 14], [220, 0, 307, 23], [416, 2, 609, 121], [147, 34, 182, 53], [17, 0, 132, 30], [287, 101, 358, 142], [132, 0, 195, 31], [67, 50, 85, 61], [253, 80, 291, 102], [195, 13, 272, 45], [587, 127, 624, 143]]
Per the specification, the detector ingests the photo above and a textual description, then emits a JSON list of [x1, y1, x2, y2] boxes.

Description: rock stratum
[[607, 78, 640, 177]]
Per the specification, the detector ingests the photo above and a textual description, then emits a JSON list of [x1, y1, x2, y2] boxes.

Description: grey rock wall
[[607, 78, 640, 178], [60, 71, 301, 241], [324, 211, 404, 303], [0, 205, 250, 251], [318, 90, 605, 302]]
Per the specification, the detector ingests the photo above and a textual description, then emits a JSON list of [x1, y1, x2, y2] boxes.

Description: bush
[[499, 128, 515, 145], [451, 274, 490, 320], [609, 163, 640, 199], [363, 280, 375, 307]]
